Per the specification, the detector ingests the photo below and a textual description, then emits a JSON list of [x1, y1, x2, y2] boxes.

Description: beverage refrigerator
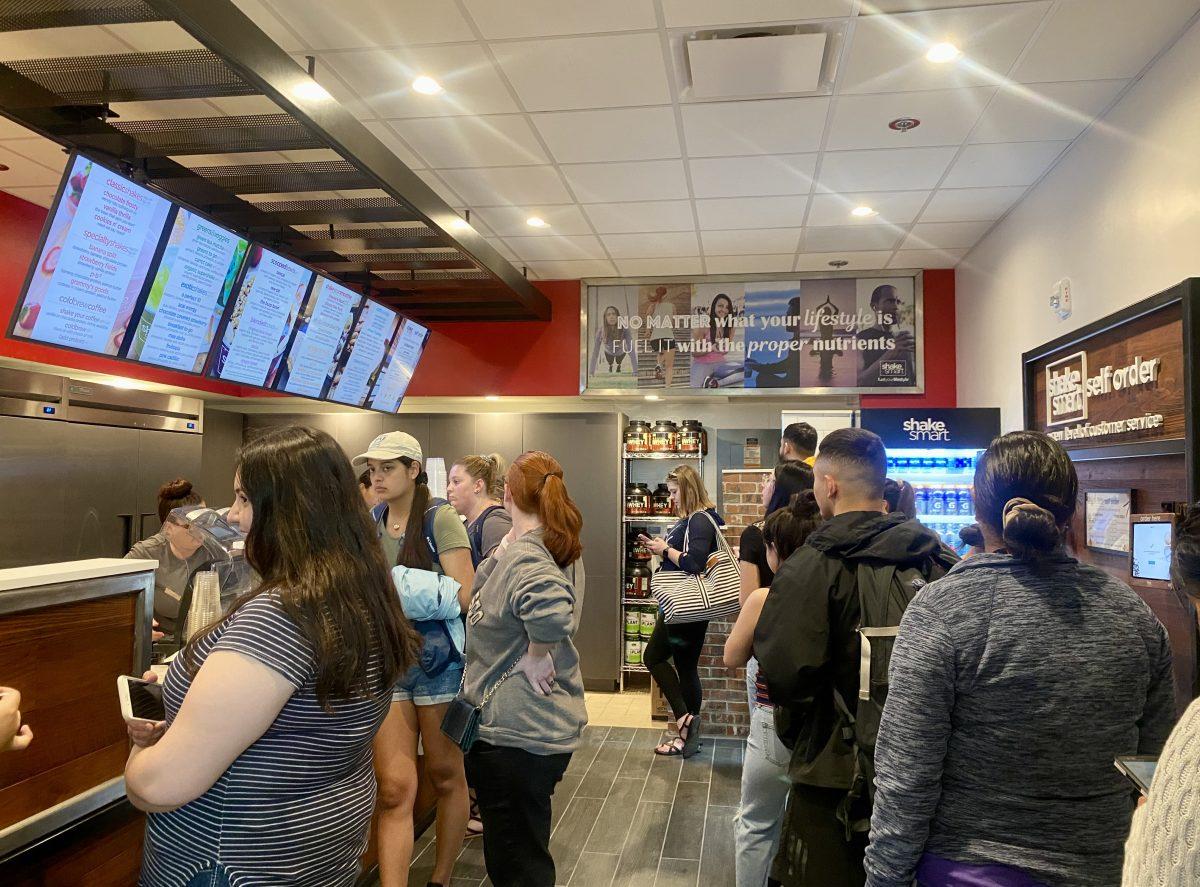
[[859, 408, 1002, 555]]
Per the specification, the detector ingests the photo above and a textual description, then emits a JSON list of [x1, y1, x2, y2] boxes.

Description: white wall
[[957, 15, 1200, 430]]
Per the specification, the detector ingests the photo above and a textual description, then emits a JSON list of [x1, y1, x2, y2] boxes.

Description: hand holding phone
[[118, 674, 167, 747], [1115, 755, 1157, 796]]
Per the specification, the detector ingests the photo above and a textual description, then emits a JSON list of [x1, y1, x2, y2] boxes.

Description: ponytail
[[458, 452, 507, 501], [1000, 498, 1061, 560], [508, 451, 583, 567], [396, 457, 433, 570]]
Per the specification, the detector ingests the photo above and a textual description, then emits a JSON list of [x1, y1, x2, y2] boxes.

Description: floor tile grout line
[[695, 734, 717, 887]]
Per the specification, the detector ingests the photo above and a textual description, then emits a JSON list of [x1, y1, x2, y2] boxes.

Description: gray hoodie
[[463, 528, 587, 755]]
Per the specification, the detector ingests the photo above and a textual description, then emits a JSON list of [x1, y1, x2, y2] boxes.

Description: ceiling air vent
[[682, 24, 840, 101]]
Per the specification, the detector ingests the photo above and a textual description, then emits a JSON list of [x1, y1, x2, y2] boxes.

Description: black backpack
[[467, 504, 505, 567], [833, 551, 957, 839]]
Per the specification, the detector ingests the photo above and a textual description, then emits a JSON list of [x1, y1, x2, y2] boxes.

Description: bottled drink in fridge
[[914, 486, 929, 515], [929, 487, 946, 516]]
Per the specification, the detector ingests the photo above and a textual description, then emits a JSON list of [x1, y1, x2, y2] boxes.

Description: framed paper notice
[[1085, 489, 1132, 554]]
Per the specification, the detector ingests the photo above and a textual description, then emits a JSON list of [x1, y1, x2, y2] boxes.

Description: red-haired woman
[[462, 451, 586, 887]]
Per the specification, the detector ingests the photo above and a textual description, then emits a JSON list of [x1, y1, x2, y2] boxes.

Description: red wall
[[0, 191, 956, 404]]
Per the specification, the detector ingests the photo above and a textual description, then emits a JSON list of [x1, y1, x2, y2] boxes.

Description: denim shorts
[[392, 661, 463, 706]]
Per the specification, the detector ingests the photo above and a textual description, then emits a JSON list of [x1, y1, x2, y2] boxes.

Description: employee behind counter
[[124, 478, 210, 637]]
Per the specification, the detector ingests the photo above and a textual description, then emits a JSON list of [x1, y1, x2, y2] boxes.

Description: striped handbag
[[652, 511, 742, 624]]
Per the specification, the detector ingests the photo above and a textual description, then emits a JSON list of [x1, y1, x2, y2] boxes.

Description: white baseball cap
[[352, 431, 423, 467]]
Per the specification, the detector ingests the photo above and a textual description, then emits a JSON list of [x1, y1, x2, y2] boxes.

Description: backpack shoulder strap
[[423, 498, 449, 559]]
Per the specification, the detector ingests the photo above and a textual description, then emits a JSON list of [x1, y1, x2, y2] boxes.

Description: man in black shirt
[[856, 285, 915, 387]]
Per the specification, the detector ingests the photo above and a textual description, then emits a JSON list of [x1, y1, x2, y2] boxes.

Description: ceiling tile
[[901, 220, 993, 250], [661, 0, 853, 28], [438, 166, 572, 207], [323, 45, 517, 118], [681, 98, 830, 157], [107, 99, 219, 120], [866, 0, 1021, 10], [840, 3, 1051, 95], [205, 96, 284, 116], [393, 116, 549, 167], [583, 201, 695, 234], [525, 259, 619, 278], [360, 121, 426, 169], [802, 226, 904, 252], [601, 232, 700, 258], [695, 196, 809, 230], [561, 160, 690, 202], [532, 107, 681, 163], [463, 0, 657, 39], [942, 141, 1068, 187], [818, 147, 956, 191], [230, 0, 308, 52], [826, 88, 994, 150], [2, 186, 58, 208], [615, 257, 704, 276], [0, 25, 130, 59], [1014, 0, 1200, 83], [2, 137, 68, 170], [807, 190, 929, 226], [795, 251, 894, 272], [969, 79, 1128, 143], [474, 205, 593, 236], [507, 235, 608, 261], [701, 229, 802, 255], [104, 22, 204, 51], [0, 116, 33, 139], [888, 248, 966, 269], [705, 254, 797, 274], [0, 146, 68, 187], [263, 0, 475, 49], [488, 238, 520, 262], [413, 170, 463, 205], [689, 155, 817, 198], [173, 151, 288, 167], [491, 33, 671, 112], [920, 186, 1027, 222], [303, 66, 374, 119]]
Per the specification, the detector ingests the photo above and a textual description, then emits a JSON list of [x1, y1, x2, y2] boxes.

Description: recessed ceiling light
[[292, 80, 332, 101], [645, 394, 660, 401], [448, 218, 470, 232], [412, 75, 444, 95], [851, 206, 877, 218], [926, 42, 962, 64], [526, 216, 549, 229]]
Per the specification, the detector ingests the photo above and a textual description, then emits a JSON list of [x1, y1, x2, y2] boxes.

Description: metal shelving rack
[[619, 435, 703, 691]]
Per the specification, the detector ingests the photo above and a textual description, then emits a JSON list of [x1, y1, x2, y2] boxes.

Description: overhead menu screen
[[126, 208, 249, 373], [209, 245, 313, 387], [268, 275, 362, 398], [9, 154, 172, 356], [367, 318, 430, 413], [328, 300, 400, 407]]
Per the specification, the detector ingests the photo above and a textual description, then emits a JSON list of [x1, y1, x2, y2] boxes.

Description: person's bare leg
[[418, 703, 470, 885], [374, 701, 421, 887], [663, 348, 677, 386]]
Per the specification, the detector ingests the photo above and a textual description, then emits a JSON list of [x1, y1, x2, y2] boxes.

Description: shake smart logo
[[903, 417, 950, 442], [1046, 351, 1088, 427]]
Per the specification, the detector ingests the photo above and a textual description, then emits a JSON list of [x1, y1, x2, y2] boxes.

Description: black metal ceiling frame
[[0, 0, 549, 322]]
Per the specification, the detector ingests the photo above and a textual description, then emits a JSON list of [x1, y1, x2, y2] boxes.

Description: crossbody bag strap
[[480, 657, 524, 707]]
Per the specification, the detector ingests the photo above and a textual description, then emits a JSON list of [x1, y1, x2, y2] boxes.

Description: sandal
[[654, 714, 702, 758], [654, 735, 686, 756]]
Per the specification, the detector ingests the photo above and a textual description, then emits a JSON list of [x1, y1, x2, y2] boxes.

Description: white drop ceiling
[[0, 0, 1196, 279]]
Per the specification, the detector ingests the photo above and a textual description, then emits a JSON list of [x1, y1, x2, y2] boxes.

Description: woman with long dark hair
[[865, 431, 1176, 887], [355, 431, 476, 887], [738, 461, 814, 601], [589, 305, 633, 375], [463, 451, 586, 887], [639, 464, 724, 757], [125, 426, 418, 886], [691, 292, 742, 387], [727, 492, 823, 887]]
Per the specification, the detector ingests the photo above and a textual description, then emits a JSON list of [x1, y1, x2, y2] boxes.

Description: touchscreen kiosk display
[[127, 208, 249, 372], [268, 276, 362, 397], [367, 318, 429, 413], [210, 245, 313, 387], [10, 155, 172, 355], [1132, 520, 1173, 582], [327, 300, 400, 407]]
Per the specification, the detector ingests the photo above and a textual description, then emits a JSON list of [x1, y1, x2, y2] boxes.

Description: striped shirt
[[140, 593, 391, 886]]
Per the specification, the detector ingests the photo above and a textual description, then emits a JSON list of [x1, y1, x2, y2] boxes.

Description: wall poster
[[581, 273, 922, 395]]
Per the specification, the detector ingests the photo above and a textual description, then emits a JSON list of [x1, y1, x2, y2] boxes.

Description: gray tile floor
[[407, 726, 745, 887]]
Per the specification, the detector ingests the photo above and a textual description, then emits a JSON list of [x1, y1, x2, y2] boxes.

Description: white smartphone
[[117, 675, 166, 725]]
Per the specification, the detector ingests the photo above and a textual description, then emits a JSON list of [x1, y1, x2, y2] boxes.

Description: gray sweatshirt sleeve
[[1138, 619, 1176, 754], [510, 556, 575, 644], [865, 594, 957, 887]]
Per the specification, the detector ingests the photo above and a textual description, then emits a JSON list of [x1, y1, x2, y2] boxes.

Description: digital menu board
[[267, 275, 363, 398], [209, 245, 314, 387], [126, 208, 249, 373], [367, 318, 430, 413], [10, 154, 172, 356], [327, 300, 400, 407]]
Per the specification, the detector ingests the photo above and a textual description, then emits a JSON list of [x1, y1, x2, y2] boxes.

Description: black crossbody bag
[[441, 658, 521, 753]]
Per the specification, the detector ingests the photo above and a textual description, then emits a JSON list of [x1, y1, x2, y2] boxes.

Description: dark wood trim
[[1182, 280, 1200, 500]]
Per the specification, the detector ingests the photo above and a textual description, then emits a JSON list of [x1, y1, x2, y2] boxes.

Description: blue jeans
[[184, 866, 230, 887], [734, 658, 791, 887]]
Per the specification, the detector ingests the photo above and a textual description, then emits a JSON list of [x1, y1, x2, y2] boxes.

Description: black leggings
[[643, 612, 709, 719]]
